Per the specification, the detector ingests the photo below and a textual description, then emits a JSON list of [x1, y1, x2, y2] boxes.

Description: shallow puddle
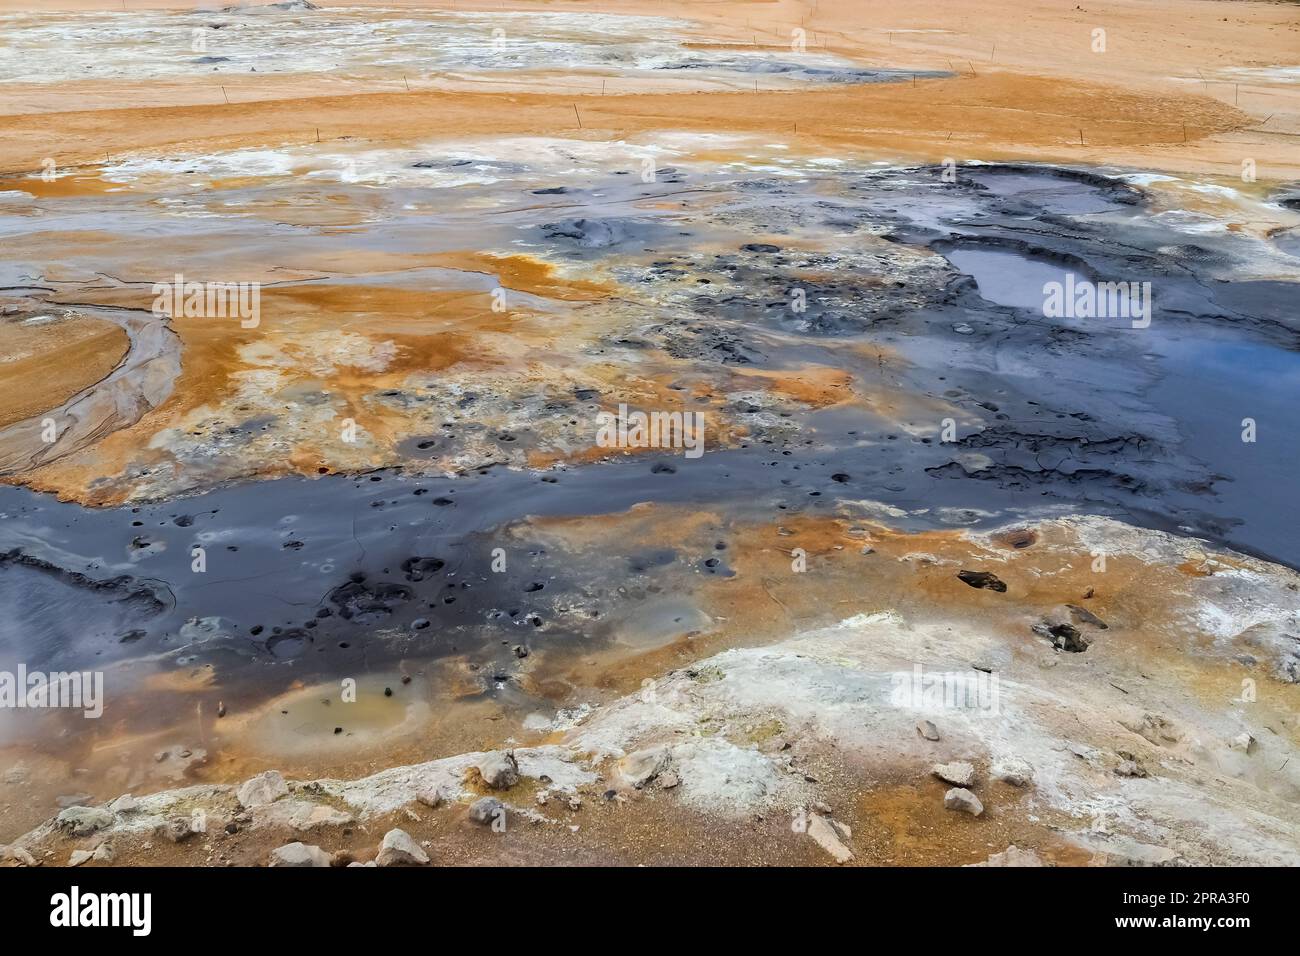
[[941, 246, 1075, 310]]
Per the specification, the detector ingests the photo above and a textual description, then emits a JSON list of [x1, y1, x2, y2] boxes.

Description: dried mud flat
[[1, 0, 1299, 868]]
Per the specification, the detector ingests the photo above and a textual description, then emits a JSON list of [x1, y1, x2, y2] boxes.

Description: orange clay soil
[[0, 0, 1295, 184], [0, 313, 130, 428], [2, 0, 1298, 502]]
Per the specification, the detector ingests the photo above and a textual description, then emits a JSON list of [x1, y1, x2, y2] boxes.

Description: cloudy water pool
[[942, 246, 1076, 311], [1147, 332, 1300, 566]]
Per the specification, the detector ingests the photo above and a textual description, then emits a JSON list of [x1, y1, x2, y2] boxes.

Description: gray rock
[[468, 796, 505, 825], [0, 845, 37, 866], [416, 788, 447, 808], [375, 828, 429, 866], [992, 757, 1034, 787], [269, 842, 332, 868], [1090, 836, 1179, 867], [967, 845, 1046, 867], [1069, 742, 1100, 762], [957, 569, 1006, 592], [69, 849, 94, 866], [237, 770, 289, 808], [1066, 604, 1109, 629], [55, 806, 114, 837], [1034, 620, 1089, 652], [916, 719, 940, 741], [944, 787, 984, 816], [659, 771, 680, 789], [616, 747, 668, 789], [92, 843, 115, 862], [159, 817, 196, 843], [476, 751, 520, 790], [1119, 713, 1181, 747], [931, 761, 976, 787], [107, 794, 139, 814], [249, 799, 353, 831], [806, 812, 854, 864]]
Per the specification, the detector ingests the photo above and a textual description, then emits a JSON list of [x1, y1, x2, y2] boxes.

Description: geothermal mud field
[[1, 0, 1299, 870]]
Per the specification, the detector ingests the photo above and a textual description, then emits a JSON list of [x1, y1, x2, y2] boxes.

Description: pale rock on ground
[[992, 757, 1034, 788], [250, 799, 353, 830], [0, 845, 37, 866], [375, 828, 429, 866], [944, 787, 985, 816], [615, 747, 670, 789], [270, 842, 332, 867], [158, 817, 196, 843], [237, 770, 289, 809], [55, 806, 114, 837], [475, 752, 519, 790], [108, 794, 139, 814], [968, 845, 1048, 867], [932, 762, 977, 787], [799, 809, 854, 864], [469, 797, 505, 826], [416, 787, 449, 808]]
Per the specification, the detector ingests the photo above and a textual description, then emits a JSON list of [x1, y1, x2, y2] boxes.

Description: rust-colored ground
[[0, 314, 129, 428], [3, 0, 1298, 502]]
